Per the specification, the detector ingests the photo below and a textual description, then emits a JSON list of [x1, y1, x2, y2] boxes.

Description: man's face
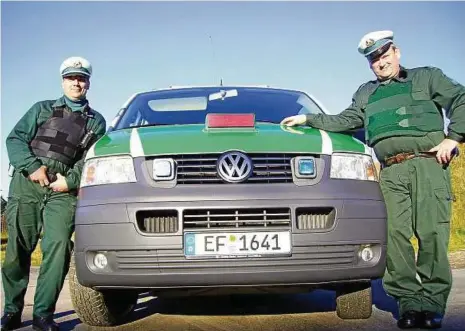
[[369, 46, 401, 81], [62, 75, 90, 101]]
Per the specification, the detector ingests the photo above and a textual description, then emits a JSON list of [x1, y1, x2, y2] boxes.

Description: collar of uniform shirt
[[376, 66, 411, 86]]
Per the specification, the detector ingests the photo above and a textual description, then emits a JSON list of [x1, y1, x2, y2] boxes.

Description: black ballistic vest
[[30, 106, 89, 166]]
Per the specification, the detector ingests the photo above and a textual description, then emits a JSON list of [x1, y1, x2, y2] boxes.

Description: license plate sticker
[[184, 231, 291, 258]]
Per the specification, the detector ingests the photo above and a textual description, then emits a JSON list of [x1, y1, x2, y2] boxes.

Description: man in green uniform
[[1, 56, 106, 331], [281, 30, 464, 329]]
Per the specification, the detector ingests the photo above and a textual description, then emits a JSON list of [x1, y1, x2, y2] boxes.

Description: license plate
[[184, 231, 291, 258]]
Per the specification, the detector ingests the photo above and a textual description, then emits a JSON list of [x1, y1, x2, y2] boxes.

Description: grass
[[450, 144, 465, 251], [1, 145, 464, 266], [0, 238, 43, 266]]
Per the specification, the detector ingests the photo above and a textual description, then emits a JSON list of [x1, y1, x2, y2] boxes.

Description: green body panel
[[326, 132, 365, 153], [94, 130, 131, 156], [93, 123, 365, 157]]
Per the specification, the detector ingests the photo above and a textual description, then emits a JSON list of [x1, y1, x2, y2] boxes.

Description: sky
[[1, 0, 465, 196]]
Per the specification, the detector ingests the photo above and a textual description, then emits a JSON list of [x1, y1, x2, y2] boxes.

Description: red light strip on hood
[[206, 113, 255, 128]]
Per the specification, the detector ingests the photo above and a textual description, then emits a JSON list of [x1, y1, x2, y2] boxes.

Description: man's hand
[[29, 165, 49, 187], [428, 138, 459, 164], [280, 114, 307, 127], [49, 173, 69, 192]]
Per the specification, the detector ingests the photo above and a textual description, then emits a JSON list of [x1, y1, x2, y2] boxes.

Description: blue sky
[[1, 1, 464, 196]]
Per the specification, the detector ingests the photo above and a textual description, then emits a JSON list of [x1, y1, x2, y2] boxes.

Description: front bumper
[[75, 195, 387, 290]]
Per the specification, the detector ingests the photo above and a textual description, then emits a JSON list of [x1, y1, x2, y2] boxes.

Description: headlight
[[330, 153, 378, 181], [80, 156, 136, 187]]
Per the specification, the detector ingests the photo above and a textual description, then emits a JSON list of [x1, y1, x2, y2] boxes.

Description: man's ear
[[395, 47, 401, 60]]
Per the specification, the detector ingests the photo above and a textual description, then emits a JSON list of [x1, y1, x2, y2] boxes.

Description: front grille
[[183, 208, 291, 229], [114, 245, 357, 271], [173, 153, 296, 184]]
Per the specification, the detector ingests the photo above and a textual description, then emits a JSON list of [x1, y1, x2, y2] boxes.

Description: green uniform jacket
[[6, 96, 107, 190], [305, 66, 465, 158]]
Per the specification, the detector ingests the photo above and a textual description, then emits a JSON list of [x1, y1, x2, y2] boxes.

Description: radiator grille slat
[[183, 208, 291, 229], [166, 153, 305, 184]]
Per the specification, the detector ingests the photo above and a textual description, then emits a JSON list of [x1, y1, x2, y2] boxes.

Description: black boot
[[397, 310, 422, 329], [32, 315, 59, 331], [421, 311, 443, 329], [0, 312, 21, 331]]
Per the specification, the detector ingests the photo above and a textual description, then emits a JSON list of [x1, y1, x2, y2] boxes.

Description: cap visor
[[61, 69, 90, 77]]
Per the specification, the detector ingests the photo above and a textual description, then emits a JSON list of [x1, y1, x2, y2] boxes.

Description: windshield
[[113, 87, 324, 130]]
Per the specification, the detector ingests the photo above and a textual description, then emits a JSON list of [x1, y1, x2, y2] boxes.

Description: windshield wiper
[[129, 123, 174, 128], [256, 120, 278, 124]]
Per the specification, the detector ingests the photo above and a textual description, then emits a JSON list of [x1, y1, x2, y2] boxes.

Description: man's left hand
[[428, 138, 459, 164], [49, 173, 69, 192]]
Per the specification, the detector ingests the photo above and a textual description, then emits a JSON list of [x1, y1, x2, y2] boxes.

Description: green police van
[[69, 86, 387, 326]]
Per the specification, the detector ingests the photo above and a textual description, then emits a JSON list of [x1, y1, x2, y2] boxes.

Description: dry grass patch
[[450, 144, 465, 251]]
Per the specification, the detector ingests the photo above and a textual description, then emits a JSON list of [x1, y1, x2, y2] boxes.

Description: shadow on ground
[[60, 279, 399, 331]]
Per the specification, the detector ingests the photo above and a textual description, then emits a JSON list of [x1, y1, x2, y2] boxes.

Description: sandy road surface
[[2, 268, 464, 331]]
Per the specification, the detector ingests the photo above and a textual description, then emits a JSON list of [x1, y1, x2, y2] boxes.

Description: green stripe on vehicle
[[327, 131, 365, 154], [92, 123, 367, 158], [93, 129, 132, 157], [138, 124, 324, 155]]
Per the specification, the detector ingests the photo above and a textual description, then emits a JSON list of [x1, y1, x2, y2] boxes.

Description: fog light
[[94, 253, 108, 269], [359, 246, 374, 262]]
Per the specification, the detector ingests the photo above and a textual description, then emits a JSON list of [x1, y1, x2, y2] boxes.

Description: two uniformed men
[[1, 33, 463, 331], [1, 57, 106, 331], [282, 30, 465, 329]]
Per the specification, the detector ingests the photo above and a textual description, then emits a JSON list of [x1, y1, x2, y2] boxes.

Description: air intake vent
[[296, 207, 336, 230], [183, 208, 291, 229], [136, 210, 178, 233]]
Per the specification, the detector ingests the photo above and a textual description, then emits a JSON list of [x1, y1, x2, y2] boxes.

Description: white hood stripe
[[319, 129, 333, 155], [364, 144, 372, 155], [84, 143, 96, 161], [130, 128, 145, 157]]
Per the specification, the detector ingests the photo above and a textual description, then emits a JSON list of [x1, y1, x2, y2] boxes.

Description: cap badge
[[72, 61, 82, 68], [365, 38, 375, 47]]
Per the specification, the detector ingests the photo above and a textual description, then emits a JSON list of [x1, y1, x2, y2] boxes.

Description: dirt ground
[[449, 249, 465, 269]]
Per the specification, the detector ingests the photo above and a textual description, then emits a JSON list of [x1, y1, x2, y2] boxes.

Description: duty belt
[[383, 152, 437, 167], [382, 147, 460, 168]]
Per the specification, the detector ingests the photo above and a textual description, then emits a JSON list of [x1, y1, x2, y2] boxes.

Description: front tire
[[336, 283, 372, 319], [68, 255, 139, 326]]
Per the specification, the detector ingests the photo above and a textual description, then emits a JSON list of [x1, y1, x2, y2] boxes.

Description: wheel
[[336, 283, 372, 319], [68, 255, 139, 326]]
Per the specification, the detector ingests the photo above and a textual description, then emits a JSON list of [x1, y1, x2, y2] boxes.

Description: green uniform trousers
[[380, 157, 453, 315], [2, 171, 77, 318]]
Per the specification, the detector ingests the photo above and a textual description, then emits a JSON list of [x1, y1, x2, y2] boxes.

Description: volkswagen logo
[[217, 151, 253, 183]]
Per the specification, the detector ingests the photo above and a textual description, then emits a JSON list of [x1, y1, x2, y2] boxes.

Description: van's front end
[[70, 86, 387, 326]]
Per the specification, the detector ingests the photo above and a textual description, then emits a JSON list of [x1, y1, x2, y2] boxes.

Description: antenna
[[209, 35, 221, 86]]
